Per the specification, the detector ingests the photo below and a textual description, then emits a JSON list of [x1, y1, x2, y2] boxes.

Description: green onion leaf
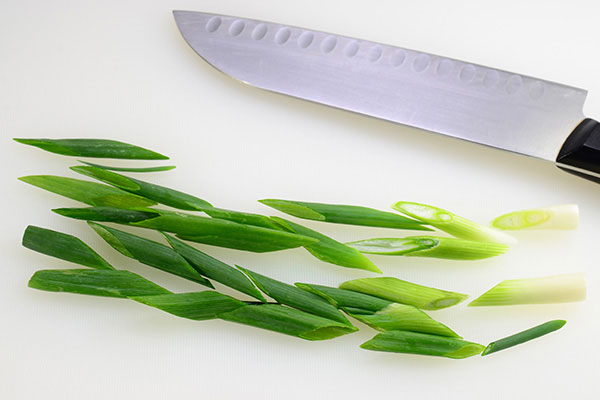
[[361, 330, 484, 359], [469, 273, 586, 306], [28, 269, 171, 298], [88, 222, 213, 288], [79, 161, 176, 173], [271, 217, 381, 273], [219, 304, 358, 341], [202, 207, 282, 230], [53, 206, 160, 223], [131, 291, 246, 320], [392, 201, 516, 244], [295, 283, 392, 312], [71, 166, 212, 211], [347, 236, 509, 260], [482, 320, 567, 356], [22, 225, 113, 270], [18, 175, 156, 208], [491, 204, 579, 230], [14, 138, 169, 159], [339, 277, 468, 310], [260, 199, 431, 230], [237, 266, 351, 325], [163, 234, 266, 302], [350, 304, 461, 337]]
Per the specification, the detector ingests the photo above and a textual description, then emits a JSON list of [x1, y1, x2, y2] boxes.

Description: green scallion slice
[[350, 304, 461, 337], [88, 222, 213, 288], [469, 273, 586, 306], [19, 175, 156, 208], [71, 165, 212, 211], [259, 199, 431, 230], [53, 206, 160, 223], [392, 201, 516, 244], [219, 304, 358, 341], [202, 207, 282, 230], [237, 266, 351, 325], [491, 204, 579, 230], [482, 320, 566, 356], [22, 225, 113, 270], [28, 269, 171, 298], [346, 236, 509, 260], [271, 217, 381, 273], [79, 161, 176, 173], [14, 138, 169, 159], [294, 283, 393, 312], [361, 330, 484, 359], [339, 277, 468, 310]]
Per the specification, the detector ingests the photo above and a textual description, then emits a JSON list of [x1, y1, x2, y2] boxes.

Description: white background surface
[[1, 1, 599, 399]]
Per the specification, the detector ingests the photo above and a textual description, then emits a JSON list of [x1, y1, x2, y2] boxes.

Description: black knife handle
[[556, 118, 600, 183]]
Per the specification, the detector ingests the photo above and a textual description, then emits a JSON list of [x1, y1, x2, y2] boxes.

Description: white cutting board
[[1, 1, 599, 399]]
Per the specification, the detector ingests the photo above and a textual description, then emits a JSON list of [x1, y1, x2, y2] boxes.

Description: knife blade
[[173, 10, 600, 183]]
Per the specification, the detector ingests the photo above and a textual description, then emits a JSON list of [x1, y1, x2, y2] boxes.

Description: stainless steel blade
[[173, 10, 588, 161]]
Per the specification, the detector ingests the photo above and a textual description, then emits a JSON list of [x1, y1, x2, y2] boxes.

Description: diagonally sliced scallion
[[294, 283, 393, 312], [392, 201, 516, 244], [53, 206, 160, 223], [482, 320, 566, 356], [491, 204, 579, 230], [346, 236, 509, 260], [469, 273, 586, 306], [14, 138, 169, 159], [79, 161, 176, 173]]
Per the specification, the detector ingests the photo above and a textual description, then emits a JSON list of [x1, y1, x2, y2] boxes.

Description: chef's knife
[[173, 10, 600, 183]]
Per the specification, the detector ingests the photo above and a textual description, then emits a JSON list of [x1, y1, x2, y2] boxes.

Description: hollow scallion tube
[[294, 283, 393, 312], [482, 320, 566, 356], [491, 205, 579, 230], [79, 161, 176, 173], [14, 138, 169, 159]]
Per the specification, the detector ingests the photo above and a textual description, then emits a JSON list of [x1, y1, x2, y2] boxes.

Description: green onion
[[469, 273, 586, 306], [259, 199, 431, 230], [22, 225, 113, 270], [53, 206, 160, 223], [482, 320, 566, 356], [79, 161, 176, 173], [392, 201, 516, 244], [28, 269, 171, 298], [219, 304, 358, 341], [271, 217, 381, 273], [491, 205, 579, 230], [346, 236, 509, 260], [71, 165, 212, 211], [14, 138, 169, 159], [350, 303, 461, 337], [18, 175, 156, 208], [361, 330, 484, 359], [88, 222, 213, 288], [131, 291, 246, 320], [201, 207, 282, 230], [294, 283, 392, 312], [339, 277, 468, 310], [237, 266, 352, 325], [163, 234, 266, 302]]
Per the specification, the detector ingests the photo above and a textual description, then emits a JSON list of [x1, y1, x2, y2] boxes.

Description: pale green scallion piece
[[392, 201, 516, 244], [361, 330, 484, 359], [14, 138, 169, 159], [79, 160, 176, 173], [469, 273, 586, 306], [340, 277, 468, 310], [491, 204, 579, 230], [347, 236, 509, 260], [260, 199, 431, 230], [482, 320, 566, 356], [22, 225, 113, 270]]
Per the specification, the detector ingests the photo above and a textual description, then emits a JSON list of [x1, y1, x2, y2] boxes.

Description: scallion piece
[[219, 304, 358, 341], [53, 206, 160, 223], [22, 225, 113, 270], [163, 234, 266, 302], [491, 205, 579, 230], [201, 207, 282, 230], [88, 222, 213, 288], [79, 161, 176, 173], [350, 304, 461, 337], [294, 283, 393, 312], [392, 201, 516, 244], [260, 199, 431, 230], [339, 277, 468, 310], [271, 217, 381, 273], [482, 320, 567, 356], [28, 269, 171, 298], [71, 165, 212, 211], [14, 138, 169, 159], [346, 236, 508, 260], [237, 266, 351, 325], [469, 273, 586, 306], [361, 330, 484, 359], [19, 175, 156, 208]]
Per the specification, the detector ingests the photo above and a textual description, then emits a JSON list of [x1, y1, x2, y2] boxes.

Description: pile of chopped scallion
[[15, 138, 586, 359]]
